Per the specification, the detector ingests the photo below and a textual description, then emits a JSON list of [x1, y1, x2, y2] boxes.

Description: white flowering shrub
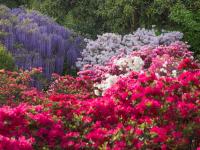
[[76, 28, 183, 69], [114, 56, 144, 72], [93, 56, 144, 95]]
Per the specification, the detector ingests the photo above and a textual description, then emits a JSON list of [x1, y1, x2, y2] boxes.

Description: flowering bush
[[81, 71, 200, 149], [0, 135, 34, 150], [0, 30, 199, 149], [47, 73, 95, 99], [0, 68, 45, 106], [93, 56, 144, 95], [0, 104, 66, 149], [78, 41, 199, 95], [0, 69, 199, 149], [76, 28, 183, 68]]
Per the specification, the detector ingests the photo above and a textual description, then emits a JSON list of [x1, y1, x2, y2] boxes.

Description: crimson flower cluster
[[0, 42, 199, 149]]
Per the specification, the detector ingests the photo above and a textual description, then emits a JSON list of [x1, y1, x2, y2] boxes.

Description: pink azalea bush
[[0, 41, 199, 149], [0, 68, 44, 106], [0, 70, 199, 149], [48, 74, 96, 99]]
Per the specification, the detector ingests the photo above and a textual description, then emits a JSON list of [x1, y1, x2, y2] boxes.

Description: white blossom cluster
[[94, 74, 119, 96], [172, 70, 177, 77], [94, 56, 144, 96], [76, 28, 183, 69], [114, 56, 144, 72]]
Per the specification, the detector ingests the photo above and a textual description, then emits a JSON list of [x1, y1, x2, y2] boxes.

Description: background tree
[[29, 0, 76, 24]]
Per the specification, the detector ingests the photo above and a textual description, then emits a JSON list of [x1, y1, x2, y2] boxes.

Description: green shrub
[[0, 44, 15, 70]]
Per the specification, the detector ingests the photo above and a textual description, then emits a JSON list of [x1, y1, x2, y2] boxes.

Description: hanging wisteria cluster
[[0, 5, 83, 79], [76, 28, 183, 69]]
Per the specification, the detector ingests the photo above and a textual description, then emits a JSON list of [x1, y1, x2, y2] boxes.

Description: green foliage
[[0, 0, 30, 8], [64, 0, 170, 37], [0, 44, 15, 71], [62, 60, 78, 77], [169, 2, 200, 55], [64, 0, 106, 37], [29, 0, 75, 24], [92, 0, 136, 33]]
